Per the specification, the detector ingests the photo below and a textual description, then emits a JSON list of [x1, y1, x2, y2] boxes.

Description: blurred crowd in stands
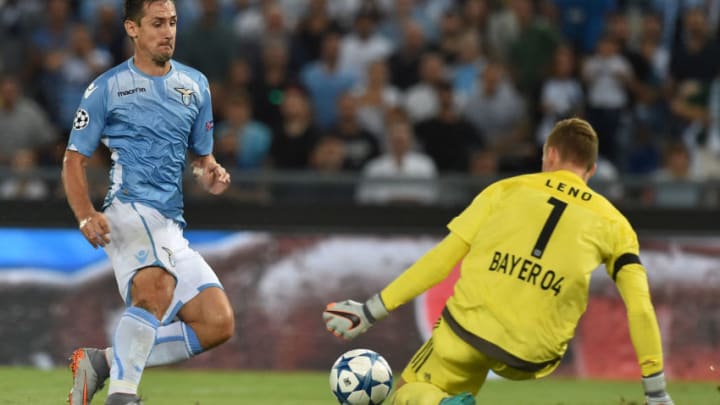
[[1, 0, 720, 206]]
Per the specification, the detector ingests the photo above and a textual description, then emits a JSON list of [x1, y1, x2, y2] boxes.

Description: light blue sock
[[146, 321, 203, 367], [106, 321, 203, 369], [107, 306, 159, 395]]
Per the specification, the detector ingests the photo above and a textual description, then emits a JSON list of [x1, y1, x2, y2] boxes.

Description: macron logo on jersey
[[118, 87, 147, 97], [84, 82, 98, 99]]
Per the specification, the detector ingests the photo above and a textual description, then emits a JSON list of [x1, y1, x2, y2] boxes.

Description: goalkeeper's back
[[446, 167, 638, 365]]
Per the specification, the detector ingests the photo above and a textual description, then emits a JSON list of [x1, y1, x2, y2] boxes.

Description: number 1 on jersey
[[532, 197, 568, 258]]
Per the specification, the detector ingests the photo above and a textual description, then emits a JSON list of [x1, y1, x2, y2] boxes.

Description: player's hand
[[206, 163, 231, 195], [78, 211, 111, 249], [323, 294, 388, 340], [194, 162, 231, 195], [642, 372, 673, 405]]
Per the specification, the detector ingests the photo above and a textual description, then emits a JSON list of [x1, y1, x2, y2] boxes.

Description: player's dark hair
[[546, 118, 598, 171], [124, 0, 175, 24]]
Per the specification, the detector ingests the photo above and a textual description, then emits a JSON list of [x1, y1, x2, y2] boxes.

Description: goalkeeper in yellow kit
[[323, 118, 673, 405]]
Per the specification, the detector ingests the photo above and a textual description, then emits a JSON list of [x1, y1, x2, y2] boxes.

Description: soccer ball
[[329, 349, 393, 405]]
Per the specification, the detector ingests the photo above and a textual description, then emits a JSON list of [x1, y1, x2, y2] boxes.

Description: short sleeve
[[66, 81, 107, 157], [189, 74, 214, 156]]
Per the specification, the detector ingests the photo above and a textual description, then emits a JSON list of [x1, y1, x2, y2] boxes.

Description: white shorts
[[103, 198, 222, 325]]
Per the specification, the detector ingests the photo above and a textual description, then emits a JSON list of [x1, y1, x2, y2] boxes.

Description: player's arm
[[323, 232, 469, 340], [62, 150, 110, 248], [189, 153, 231, 195], [188, 73, 228, 195], [614, 262, 673, 404], [63, 80, 109, 248]]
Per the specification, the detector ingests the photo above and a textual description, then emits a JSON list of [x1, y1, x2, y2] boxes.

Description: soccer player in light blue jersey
[[62, 1, 234, 404]]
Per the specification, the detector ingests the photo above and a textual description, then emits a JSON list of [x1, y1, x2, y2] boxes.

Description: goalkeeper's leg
[[388, 318, 490, 405], [388, 381, 452, 405]]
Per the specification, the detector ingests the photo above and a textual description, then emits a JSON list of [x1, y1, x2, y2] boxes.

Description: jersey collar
[[127, 58, 175, 80]]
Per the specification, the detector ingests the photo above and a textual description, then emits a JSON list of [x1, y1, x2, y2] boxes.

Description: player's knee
[[131, 268, 175, 319], [133, 297, 169, 320]]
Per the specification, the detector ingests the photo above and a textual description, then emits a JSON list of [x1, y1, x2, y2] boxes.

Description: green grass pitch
[[0, 367, 716, 404]]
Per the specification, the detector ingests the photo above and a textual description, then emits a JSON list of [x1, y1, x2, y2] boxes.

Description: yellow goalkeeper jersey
[[444, 169, 650, 367]]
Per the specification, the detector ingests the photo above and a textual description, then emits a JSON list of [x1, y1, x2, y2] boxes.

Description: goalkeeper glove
[[323, 294, 389, 340], [643, 371, 674, 405]]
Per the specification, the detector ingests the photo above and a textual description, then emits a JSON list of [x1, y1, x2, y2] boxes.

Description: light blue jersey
[[67, 58, 214, 226]]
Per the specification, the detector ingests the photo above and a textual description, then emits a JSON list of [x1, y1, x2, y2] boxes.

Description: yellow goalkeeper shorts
[[400, 315, 561, 395]]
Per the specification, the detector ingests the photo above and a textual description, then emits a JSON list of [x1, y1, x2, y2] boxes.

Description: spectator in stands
[[461, 0, 490, 41], [300, 31, 358, 131], [308, 133, 357, 203], [388, 21, 428, 90], [0, 149, 49, 200], [356, 116, 438, 205], [415, 81, 480, 172], [352, 59, 401, 140], [650, 140, 704, 207], [379, 0, 437, 44], [90, 3, 129, 66], [224, 57, 253, 96], [293, 0, 342, 65], [0, 74, 57, 166], [332, 92, 380, 171], [451, 31, 487, 102], [310, 135, 347, 172], [0, 0, 38, 76], [668, 78, 707, 144], [269, 87, 319, 170], [536, 44, 584, 145], [468, 148, 498, 177], [435, 8, 465, 63], [29, 0, 73, 123], [403, 52, 446, 123], [176, 0, 237, 83], [669, 8, 720, 86], [640, 12, 670, 83], [250, 38, 295, 127], [626, 126, 662, 176], [582, 35, 633, 165], [487, 0, 523, 60], [231, 0, 263, 41], [338, 7, 393, 80], [607, 12, 662, 122], [29, 0, 73, 65], [247, 1, 304, 71], [48, 23, 112, 129], [506, 0, 561, 97], [326, 0, 365, 32], [552, 0, 616, 54], [679, 71, 720, 179], [462, 61, 530, 167], [215, 91, 272, 170], [234, 0, 291, 47], [634, 13, 671, 135]]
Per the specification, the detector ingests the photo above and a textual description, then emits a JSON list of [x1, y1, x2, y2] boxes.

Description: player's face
[[127, 1, 177, 65]]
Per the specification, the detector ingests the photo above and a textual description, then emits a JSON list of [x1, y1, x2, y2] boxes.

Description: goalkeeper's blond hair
[[545, 118, 598, 171]]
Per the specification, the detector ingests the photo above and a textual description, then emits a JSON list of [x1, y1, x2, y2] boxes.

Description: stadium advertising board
[[0, 229, 717, 381]]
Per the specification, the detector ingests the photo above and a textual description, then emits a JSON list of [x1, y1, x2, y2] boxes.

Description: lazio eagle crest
[[174, 87, 196, 106]]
